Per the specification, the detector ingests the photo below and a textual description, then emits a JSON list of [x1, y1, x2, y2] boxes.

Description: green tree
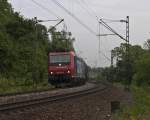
[[49, 28, 75, 52], [0, 0, 51, 84], [110, 43, 146, 86], [133, 53, 150, 86], [0, 0, 76, 87], [133, 39, 150, 86]]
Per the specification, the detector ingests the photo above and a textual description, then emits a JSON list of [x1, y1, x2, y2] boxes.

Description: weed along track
[[0, 83, 102, 112], [0, 82, 132, 120]]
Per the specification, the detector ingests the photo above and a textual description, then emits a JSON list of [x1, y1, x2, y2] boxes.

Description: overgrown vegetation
[[0, 77, 54, 94], [0, 0, 75, 94], [98, 40, 150, 119], [99, 40, 150, 87], [1, 1, 149, 117], [114, 86, 150, 120]]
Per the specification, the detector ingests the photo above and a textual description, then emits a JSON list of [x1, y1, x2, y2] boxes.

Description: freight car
[[48, 51, 88, 87]]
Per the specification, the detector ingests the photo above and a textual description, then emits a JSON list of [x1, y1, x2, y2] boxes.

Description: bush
[[133, 53, 150, 86], [114, 86, 150, 120]]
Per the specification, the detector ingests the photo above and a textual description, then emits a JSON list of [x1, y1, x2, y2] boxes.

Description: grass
[[0, 77, 54, 95], [114, 85, 150, 120]]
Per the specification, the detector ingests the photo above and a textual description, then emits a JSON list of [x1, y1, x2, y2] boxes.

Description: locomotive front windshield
[[50, 54, 70, 65]]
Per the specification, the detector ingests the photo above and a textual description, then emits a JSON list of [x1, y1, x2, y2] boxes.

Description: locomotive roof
[[49, 51, 75, 56]]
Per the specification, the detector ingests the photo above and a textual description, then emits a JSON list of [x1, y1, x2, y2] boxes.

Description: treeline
[[0, 0, 74, 85], [101, 40, 150, 87]]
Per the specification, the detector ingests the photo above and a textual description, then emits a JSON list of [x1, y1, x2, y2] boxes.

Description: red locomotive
[[48, 51, 88, 87]]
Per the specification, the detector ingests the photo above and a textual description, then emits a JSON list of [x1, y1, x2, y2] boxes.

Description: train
[[48, 51, 88, 87]]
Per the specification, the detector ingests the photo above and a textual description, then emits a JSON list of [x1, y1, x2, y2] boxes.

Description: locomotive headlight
[[50, 72, 53, 74], [67, 70, 70, 74]]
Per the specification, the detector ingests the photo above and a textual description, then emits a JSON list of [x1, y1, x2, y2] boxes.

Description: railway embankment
[[0, 83, 132, 120]]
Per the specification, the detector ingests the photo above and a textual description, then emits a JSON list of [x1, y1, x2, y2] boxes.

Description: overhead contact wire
[[81, 0, 99, 21], [51, 0, 97, 36], [31, 0, 61, 19], [76, 0, 96, 20]]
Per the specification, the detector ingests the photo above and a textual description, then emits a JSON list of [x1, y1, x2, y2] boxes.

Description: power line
[[100, 51, 111, 62], [77, 0, 111, 63], [99, 20, 126, 41], [73, 0, 111, 64], [81, 0, 99, 21], [31, 0, 110, 64], [101, 18, 122, 22], [31, 0, 61, 19], [98, 23, 111, 62], [50, 0, 97, 35], [37, 19, 61, 22], [50, 0, 111, 63], [75, 0, 97, 20]]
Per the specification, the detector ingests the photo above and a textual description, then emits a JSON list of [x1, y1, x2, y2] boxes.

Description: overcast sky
[[9, 0, 150, 67]]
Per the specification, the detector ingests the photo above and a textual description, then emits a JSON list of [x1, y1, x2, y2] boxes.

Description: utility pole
[[98, 16, 131, 87], [126, 16, 129, 45], [37, 18, 64, 32], [120, 16, 131, 86], [32, 17, 38, 88], [98, 22, 100, 67], [111, 50, 114, 67], [97, 22, 114, 67], [98, 16, 130, 66], [32, 17, 64, 87], [48, 19, 64, 32], [126, 16, 130, 61], [126, 16, 131, 86]]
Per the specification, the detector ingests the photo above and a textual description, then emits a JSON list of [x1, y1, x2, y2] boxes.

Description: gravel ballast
[[0, 85, 132, 120]]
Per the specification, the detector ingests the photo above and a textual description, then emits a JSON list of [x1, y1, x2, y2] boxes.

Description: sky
[[9, 0, 150, 67]]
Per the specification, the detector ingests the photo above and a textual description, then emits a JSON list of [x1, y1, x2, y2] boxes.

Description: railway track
[[0, 82, 107, 112]]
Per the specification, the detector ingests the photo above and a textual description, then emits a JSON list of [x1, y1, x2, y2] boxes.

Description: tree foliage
[[49, 28, 75, 52], [133, 52, 150, 86], [0, 0, 75, 85], [101, 41, 150, 87]]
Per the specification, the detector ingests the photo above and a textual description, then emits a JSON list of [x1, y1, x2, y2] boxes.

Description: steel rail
[[0, 84, 106, 112], [0, 88, 56, 97]]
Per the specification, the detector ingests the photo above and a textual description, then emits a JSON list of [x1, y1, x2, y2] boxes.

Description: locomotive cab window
[[49, 54, 70, 65]]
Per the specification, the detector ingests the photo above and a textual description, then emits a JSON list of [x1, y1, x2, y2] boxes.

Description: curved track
[[0, 82, 107, 112]]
